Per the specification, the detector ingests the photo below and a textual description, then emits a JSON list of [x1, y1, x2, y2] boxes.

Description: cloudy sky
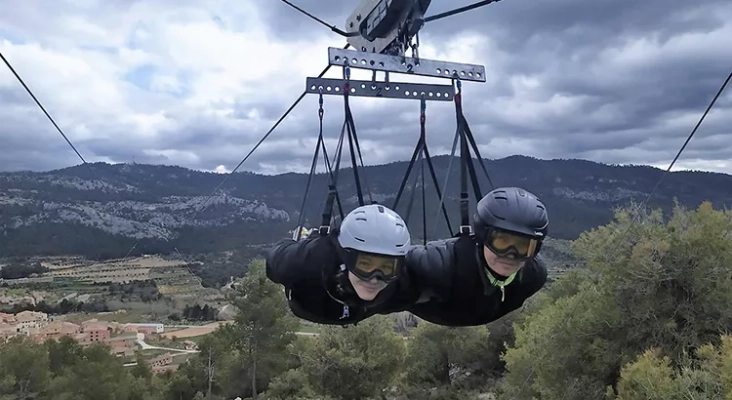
[[1, 0, 730, 175]]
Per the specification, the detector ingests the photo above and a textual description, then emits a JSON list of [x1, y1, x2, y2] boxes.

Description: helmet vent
[[354, 236, 365, 242]]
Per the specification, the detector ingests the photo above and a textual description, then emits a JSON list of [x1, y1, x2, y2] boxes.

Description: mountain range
[[2, 155, 731, 259]]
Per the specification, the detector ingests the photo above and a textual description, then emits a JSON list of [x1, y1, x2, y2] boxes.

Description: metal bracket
[[329, 47, 486, 82], [306, 77, 454, 101], [345, 0, 402, 55]]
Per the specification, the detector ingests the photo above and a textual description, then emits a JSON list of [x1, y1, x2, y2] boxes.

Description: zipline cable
[[196, 43, 351, 214], [0, 50, 211, 288], [0, 51, 96, 178], [509, 66, 732, 400], [279, 0, 360, 37], [280, 0, 505, 36], [119, 43, 353, 259], [425, 0, 503, 23]]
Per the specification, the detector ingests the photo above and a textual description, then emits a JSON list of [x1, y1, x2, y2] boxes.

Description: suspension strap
[[319, 65, 373, 235], [393, 95, 454, 242], [402, 98, 425, 237], [294, 89, 325, 240], [319, 122, 347, 235], [454, 78, 487, 236], [342, 65, 374, 206]]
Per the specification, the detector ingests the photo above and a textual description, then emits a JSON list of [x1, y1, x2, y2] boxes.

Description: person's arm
[[265, 236, 330, 288], [405, 238, 456, 303], [525, 255, 549, 297]]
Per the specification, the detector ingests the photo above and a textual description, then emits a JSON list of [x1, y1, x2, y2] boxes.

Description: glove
[[291, 226, 317, 240]]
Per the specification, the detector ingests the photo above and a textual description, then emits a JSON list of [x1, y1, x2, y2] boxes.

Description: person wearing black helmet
[[265, 204, 419, 325], [405, 187, 549, 326]]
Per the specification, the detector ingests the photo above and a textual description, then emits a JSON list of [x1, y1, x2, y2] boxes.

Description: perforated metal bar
[[306, 77, 454, 101], [328, 47, 486, 82]]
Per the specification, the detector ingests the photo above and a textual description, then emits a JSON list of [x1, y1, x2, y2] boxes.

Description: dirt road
[[161, 321, 232, 339]]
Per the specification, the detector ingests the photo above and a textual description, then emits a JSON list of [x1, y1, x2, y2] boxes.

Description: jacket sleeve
[[405, 238, 455, 303], [265, 236, 330, 288], [526, 255, 548, 296]]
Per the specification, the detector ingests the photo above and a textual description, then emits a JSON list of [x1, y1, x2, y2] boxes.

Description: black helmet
[[472, 187, 548, 244]]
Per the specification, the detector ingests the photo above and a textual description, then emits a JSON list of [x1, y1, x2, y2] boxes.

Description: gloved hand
[[291, 226, 317, 240]]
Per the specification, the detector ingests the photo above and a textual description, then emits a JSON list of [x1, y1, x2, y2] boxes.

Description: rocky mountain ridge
[[1, 155, 731, 258]]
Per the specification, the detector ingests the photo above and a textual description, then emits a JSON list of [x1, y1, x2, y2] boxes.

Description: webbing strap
[[392, 96, 453, 242], [319, 66, 373, 235], [294, 91, 325, 240], [453, 78, 494, 236]]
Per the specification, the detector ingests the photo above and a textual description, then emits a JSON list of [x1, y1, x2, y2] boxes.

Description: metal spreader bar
[[328, 47, 486, 82], [306, 77, 455, 101]]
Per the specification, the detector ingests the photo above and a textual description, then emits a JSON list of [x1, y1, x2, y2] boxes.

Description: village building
[[14, 310, 49, 334], [147, 352, 178, 374], [0, 311, 197, 368]]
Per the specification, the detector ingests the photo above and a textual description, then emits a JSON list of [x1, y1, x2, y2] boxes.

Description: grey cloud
[[1, 0, 731, 176], [258, 0, 355, 41]]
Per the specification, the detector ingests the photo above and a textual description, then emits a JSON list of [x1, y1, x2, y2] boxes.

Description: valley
[[1, 156, 731, 392]]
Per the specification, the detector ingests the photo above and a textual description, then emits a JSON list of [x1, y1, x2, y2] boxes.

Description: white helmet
[[337, 204, 411, 256]]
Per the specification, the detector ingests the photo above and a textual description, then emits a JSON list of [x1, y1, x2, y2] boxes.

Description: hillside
[[2, 155, 732, 259]]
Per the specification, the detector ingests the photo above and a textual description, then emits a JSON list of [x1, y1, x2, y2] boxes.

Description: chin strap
[[484, 270, 516, 302]]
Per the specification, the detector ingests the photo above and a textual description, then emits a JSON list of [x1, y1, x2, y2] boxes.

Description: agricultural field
[[0, 255, 231, 327], [2, 255, 221, 300], [42, 255, 194, 283]]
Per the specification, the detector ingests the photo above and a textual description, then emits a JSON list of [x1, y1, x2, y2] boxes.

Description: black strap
[[319, 66, 373, 235], [393, 96, 453, 244], [452, 79, 495, 236], [320, 122, 347, 235], [296, 91, 344, 240], [295, 91, 325, 240]]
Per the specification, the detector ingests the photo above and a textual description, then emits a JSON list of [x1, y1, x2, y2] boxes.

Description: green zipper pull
[[500, 286, 505, 302]]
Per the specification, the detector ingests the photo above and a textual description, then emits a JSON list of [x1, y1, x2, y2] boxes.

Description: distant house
[[123, 323, 164, 335], [147, 352, 178, 374], [0, 312, 15, 324], [32, 321, 82, 342], [182, 340, 198, 351], [81, 319, 118, 333], [14, 311, 48, 334], [105, 335, 138, 357]]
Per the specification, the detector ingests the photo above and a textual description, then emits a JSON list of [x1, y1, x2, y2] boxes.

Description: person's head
[[337, 204, 411, 301], [472, 187, 548, 277]]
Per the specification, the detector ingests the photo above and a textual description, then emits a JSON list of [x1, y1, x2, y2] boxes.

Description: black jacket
[[265, 234, 419, 325], [406, 234, 547, 326]]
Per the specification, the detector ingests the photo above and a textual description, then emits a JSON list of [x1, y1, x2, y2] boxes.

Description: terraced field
[[42, 256, 188, 283], [2, 255, 223, 307]]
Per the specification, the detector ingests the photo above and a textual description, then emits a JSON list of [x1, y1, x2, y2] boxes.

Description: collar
[[474, 239, 518, 302]]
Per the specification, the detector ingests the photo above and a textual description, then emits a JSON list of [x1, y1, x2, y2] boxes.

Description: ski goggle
[[343, 251, 402, 282], [483, 228, 540, 259]]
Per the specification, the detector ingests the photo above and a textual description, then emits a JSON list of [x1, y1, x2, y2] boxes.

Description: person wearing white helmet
[[266, 204, 417, 325]]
